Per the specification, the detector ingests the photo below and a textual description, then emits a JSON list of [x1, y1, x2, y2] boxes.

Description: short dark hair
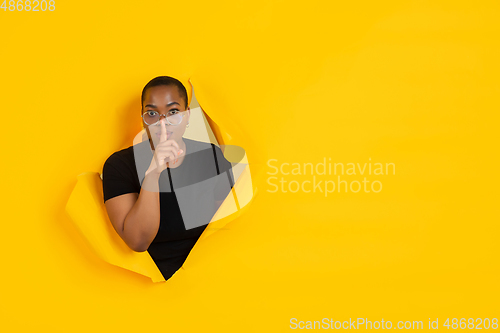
[[141, 76, 188, 108]]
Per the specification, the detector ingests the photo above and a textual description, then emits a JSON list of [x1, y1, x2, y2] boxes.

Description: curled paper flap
[[65, 172, 167, 283]]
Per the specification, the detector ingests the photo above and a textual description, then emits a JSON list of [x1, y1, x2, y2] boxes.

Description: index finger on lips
[[160, 118, 167, 142]]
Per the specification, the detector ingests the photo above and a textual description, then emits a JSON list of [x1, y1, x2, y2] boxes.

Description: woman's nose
[[156, 115, 169, 124]]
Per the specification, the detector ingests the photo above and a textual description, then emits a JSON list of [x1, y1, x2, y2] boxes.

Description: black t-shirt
[[101, 138, 234, 280]]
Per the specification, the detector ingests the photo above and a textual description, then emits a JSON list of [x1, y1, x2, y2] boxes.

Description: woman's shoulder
[[184, 138, 226, 157], [103, 143, 139, 169], [184, 138, 232, 170], [184, 138, 213, 149], [184, 138, 225, 150]]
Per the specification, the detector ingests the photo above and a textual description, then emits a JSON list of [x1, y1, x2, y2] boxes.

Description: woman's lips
[[156, 132, 172, 138]]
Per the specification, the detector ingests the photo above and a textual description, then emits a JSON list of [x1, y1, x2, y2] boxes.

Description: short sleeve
[[212, 145, 235, 202], [102, 153, 140, 203]]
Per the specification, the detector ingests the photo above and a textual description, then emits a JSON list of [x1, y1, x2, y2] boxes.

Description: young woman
[[102, 76, 234, 280]]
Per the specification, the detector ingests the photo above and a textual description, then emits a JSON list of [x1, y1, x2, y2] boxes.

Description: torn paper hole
[[66, 78, 254, 282]]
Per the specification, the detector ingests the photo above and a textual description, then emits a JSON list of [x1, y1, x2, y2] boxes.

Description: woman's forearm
[[122, 172, 162, 252]]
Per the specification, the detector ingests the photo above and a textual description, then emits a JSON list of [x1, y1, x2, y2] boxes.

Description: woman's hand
[[146, 118, 183, 176]]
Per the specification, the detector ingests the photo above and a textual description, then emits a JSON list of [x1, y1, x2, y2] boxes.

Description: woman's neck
[[178, 138, 187, 153]]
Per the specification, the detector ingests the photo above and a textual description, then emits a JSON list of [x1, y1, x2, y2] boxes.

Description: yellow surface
[[1, 1, 499, 332]]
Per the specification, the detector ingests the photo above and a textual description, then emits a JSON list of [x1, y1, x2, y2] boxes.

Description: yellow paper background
[[1, 0, 499, 332]]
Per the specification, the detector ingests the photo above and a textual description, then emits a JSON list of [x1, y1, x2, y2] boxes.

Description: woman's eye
[[147, 111, 157, 116], [168, 109, 180, 115]]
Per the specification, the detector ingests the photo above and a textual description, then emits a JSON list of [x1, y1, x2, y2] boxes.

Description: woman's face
[[142, 85, 190, 145]]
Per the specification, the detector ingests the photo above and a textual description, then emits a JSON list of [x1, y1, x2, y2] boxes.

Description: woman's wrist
[[145, 167, 159, 177], [142, 169, 161, 192]]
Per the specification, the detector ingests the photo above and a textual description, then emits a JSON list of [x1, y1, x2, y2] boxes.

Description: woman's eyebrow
[[145, 102, 180, 108]]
